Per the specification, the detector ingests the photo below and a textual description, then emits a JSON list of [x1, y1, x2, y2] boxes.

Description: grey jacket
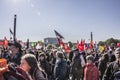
[[33, 69, 48, 80]]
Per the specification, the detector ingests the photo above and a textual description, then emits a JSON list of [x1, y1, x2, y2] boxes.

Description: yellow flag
[[99, 46, 104, 52]]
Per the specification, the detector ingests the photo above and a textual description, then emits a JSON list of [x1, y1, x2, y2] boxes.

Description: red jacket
[[84, 63, 99, 80]]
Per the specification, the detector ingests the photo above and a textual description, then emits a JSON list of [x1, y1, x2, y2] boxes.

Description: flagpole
[[13, 15, 17, 42], [91, 32, 93, 42], [10, 33, 12, 42]]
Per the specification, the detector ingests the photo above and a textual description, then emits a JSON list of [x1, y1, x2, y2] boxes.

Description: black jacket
[[102, 61, 120, 80], [9, 52, 22, 65], [40, 59, 52, 76]]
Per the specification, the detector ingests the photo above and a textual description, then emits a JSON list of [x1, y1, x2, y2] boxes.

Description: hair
[[39, 52, 46, 59], [21, 53, 42, 78], [101, 53, 109, 62], [86, 55, 94, 62], [115, 48, 120, 54], [56, 51, 64, 58]]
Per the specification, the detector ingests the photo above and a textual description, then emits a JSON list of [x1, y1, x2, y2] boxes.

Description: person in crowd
[[69, 50, 74, 62], [0, 58, 8, 80], [39, 52, 52, 80], [1, 49, 10, 62], [98, 53, 109, 80], [8, 42, 23, 65], [83, 55, 99, 80], [20, 53, 48, 80], [102, 47, 120, 80], [49, 49, 57, 79], [70, 49, 84, 80], [53, 51, 67, 80], [108, 43, 116, 62]]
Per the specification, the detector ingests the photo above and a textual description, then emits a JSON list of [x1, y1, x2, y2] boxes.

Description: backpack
[[3, 63, 31, 80]]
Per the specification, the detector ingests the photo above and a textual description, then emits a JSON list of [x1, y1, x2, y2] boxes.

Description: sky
[[0, 0, 120, 43]]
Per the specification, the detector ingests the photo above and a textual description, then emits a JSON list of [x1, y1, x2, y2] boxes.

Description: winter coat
[[102, 61, 120, 80], [9, 52, 22, 65], [98, 60, 108, 80], [54, 58, 67, 80], [33, 69, 48, 80], [84, 63, 99, 80], [70, 53, 83, 77], [40, 59, 52, 76]]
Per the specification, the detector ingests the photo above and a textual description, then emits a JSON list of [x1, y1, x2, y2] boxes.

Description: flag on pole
[[3, 37, 8, 49], [9, 28, 14, 35], [76, 40, 85, 51], [54, 30, 64, 39], [89, 41, 94, 49], [99, 46, 104, 52], [54, 30, 70, 53], [59, 39, 70, 53], [54, 30, 64, 45]]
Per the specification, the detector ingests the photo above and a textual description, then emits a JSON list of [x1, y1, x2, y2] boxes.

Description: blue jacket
[[54, 58, 67, 80]]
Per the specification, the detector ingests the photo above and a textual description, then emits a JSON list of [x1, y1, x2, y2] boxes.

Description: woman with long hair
[[20, 53, 48, 80]]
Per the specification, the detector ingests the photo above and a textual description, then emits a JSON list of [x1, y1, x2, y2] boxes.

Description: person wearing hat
[[8, 42, 23, 65], [70, 48, 85, 80], [103, 47, 120, 80]]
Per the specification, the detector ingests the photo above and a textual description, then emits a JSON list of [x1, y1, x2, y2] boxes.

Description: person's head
[[9, 42, 22, 54], [39, 52, 46, 61], [73, 48, 79, 56], [110, 43, 115, 50], [100, 53, 109, 62], [52, 49, 58, 58], [114, 48, 120, 60], [20, 53, 38, 75], [56, 51, 64, 59], [86, 55, 94, 64]]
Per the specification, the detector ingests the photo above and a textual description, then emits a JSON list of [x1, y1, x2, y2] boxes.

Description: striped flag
[[54, 30, 70, 53]]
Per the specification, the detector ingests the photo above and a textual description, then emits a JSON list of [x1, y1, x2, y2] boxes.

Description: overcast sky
[[0, 0, 120, 43]]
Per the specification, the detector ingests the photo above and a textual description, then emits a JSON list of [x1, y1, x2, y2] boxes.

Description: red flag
[[3, 37, 8, 49], [54, 30, 70, 53], [64, 44, 70, 53], [59, 40, 70, 53], [76, 40, 85, 51], [89, 41, 94, 49]]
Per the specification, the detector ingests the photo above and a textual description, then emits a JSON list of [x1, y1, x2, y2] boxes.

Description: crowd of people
[[0, 41, 120, 80]]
